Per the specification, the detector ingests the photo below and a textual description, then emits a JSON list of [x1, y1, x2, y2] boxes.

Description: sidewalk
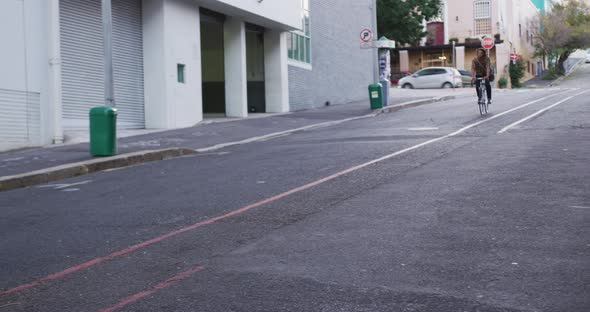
[[0, 92, 465, 191]]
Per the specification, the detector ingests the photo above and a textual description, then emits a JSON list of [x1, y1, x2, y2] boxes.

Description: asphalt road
[[1, 65, 589, 311]]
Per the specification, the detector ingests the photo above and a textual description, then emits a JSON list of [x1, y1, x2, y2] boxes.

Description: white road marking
[[235, 92, 576, 193], [195, 114, 376, 153], [104, 167, 127, 172], [2, 157, 25, 162], [37, 184, 65, 188], [407, 127, 439, 131], [194, 90, 571, 154], [498, 90, 590, 134], [62, 188, 80, 192], [193, 151, 231, 157], [447, 91, 571, 137], [37, 180, 92, 190], [257, 133, 291, 142], [53, 180, 92, 189], [569, 205, 590, 209]]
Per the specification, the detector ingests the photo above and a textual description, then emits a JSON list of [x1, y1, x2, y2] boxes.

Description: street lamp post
[[102, 0, 115, 107]]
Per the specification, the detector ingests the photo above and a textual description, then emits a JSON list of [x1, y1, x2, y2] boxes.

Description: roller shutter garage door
[[60, 0, 144, 129]]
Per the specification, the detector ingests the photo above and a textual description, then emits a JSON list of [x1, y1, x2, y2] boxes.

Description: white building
[[1, 0, 375, 152], [0, 0, 302, 151]]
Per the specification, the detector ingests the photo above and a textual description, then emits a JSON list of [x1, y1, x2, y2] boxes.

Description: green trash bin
[[368, 83, 383, 110], [89, 106, 117, 156]]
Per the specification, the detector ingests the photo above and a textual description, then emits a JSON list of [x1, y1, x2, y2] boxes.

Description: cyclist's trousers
[[475, 77, 492, 101]]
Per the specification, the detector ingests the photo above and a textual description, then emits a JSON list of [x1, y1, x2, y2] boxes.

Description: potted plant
[[498, 77, 508, 88]]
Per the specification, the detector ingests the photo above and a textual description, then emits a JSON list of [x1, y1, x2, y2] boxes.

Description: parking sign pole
[[371, 0, 379, 84]]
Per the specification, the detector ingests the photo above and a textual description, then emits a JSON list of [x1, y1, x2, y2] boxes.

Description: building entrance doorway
[[200, 9, 225, 115], [246, 24, 266, 113]]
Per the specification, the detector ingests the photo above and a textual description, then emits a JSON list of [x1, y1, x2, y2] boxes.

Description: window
[[417, 69, 437, 76], [526, 30, 529, 42], [177, 64, 185, 83], [474, 0, 491, 36], [288, 0, 311, 64], [519, 24, 522, 37], [415, 69, 429, 76]]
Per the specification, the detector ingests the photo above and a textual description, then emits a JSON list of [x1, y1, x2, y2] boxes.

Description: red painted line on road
[[0, 282, 41, 296], [96, 266, 204, 312], [1, 151, 383, 297]]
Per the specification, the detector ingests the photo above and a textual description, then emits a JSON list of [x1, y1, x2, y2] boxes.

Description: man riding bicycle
[[471, 48, 492, 105]]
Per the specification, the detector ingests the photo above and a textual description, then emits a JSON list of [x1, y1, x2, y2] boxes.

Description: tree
[[377, 0, 442, 46], [532, 0, 590, 74], [530, 12, 570, 73]]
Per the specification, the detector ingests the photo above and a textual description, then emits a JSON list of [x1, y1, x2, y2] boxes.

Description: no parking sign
[[360, 29, 373, 43]]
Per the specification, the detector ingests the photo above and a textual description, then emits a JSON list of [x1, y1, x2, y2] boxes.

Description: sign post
[[360, 28, 377, 83], [510, 53, 518, 65], [361, 32, 396, 108]]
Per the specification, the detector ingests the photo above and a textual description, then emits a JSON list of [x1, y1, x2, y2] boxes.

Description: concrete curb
[[377, 95, 456, 114], [0, 148, 194, 193]]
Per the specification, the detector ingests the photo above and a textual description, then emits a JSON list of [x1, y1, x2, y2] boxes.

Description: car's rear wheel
[[442, 82, 453, 89], [402, 83, 413, 89]]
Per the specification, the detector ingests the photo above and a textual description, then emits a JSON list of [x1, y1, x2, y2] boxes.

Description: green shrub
[[498, 77, 508, 88], [541, 68, 560, 80], [509, 59, 525, 88]]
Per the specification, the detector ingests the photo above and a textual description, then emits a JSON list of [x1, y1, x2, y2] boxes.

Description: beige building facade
[[396, 0, 541, 87]]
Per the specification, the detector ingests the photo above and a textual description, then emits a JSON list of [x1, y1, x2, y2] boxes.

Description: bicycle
[[475, 77, 489, 116]]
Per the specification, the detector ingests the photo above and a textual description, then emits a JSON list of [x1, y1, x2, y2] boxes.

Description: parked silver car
[[399, 67, 462, 89], [458, 70, 474, 87]]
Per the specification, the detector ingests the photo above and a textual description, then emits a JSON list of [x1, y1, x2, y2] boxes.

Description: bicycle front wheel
[[479, 102, 486, 115], [479, 87, 487, 115]]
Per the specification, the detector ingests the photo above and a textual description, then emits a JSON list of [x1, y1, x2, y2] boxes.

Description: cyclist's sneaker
[[487, 99, 492, 105]]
